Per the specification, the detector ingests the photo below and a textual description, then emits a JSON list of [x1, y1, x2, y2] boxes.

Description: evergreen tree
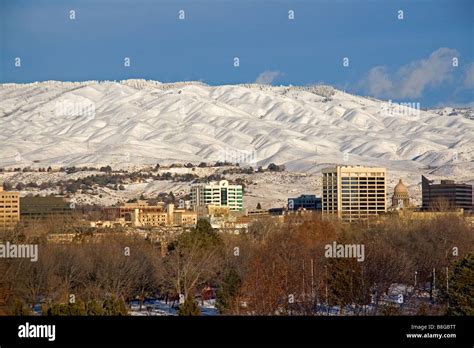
[[447, 252, 473, 315], [102, 296, 129, 315], [43, 302, 86, 316], [216, 268, 241, 314], [12, 299, 30, 315], [256, 202, 262, 210], [178, 296, 201, 316], [86, 299, 104, 315], [179, 219, 221, 249]]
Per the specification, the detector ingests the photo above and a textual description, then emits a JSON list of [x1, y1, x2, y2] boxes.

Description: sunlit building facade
[[322, 166, 387, 221], [0, 187, 20, 230], [191, 180, 243, 211]]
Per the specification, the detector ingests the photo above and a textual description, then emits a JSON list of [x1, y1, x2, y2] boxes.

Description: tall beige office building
[[322, 166, 387, 221], [0, 187, 20, 230]]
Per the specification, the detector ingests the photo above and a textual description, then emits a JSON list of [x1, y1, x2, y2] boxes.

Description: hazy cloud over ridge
[[361, 48, 459, 99], [462, 62, 474, 89], [255, 71, 282, 85]]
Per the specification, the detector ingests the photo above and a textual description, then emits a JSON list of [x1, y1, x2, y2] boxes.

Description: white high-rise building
[[322, 166, 387, 221], [191, 180, 243, 211]]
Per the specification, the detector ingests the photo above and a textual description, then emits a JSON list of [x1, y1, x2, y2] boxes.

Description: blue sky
[[0, 0, 473, 107]]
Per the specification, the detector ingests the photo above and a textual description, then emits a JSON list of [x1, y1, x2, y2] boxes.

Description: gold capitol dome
[[394, 179, 409, 196], [392, 179, 410, 208]]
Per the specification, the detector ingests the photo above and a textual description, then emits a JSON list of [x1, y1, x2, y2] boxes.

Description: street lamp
[[350, 269, 354, 295], [325, 265, 329, 316], [446, 266, 449, 308]]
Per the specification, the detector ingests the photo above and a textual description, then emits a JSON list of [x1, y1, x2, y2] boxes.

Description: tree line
[[0, 213, 472, 316]]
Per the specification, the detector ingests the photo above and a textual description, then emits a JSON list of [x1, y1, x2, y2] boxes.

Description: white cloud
[[361, 47, 459, 99], [365, 66, 393, 97], [462, 62, 474, 89], [255, 70, 282, 85]]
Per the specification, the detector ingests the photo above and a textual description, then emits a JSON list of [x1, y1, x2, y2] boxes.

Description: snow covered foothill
[[0, 80, 472, 208]]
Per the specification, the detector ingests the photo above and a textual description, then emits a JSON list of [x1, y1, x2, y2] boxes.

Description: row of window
[[323, 173, 385, 177], [340, 190, 385, 193], [340, 196, 385, 199], [341, 208, 386, 211], [324, 194, 386, 197], [323, 180, 385, 183]]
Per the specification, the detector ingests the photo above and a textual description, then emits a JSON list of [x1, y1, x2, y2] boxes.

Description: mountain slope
[[0, 80, 472, 179]]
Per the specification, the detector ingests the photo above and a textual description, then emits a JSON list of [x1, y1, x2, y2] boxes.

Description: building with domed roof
[[392, 179, 410, 209]]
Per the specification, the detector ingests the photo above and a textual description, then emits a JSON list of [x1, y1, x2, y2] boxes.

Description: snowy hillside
[[1, 80, 473, 178], [430, 106, 474, 120]]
